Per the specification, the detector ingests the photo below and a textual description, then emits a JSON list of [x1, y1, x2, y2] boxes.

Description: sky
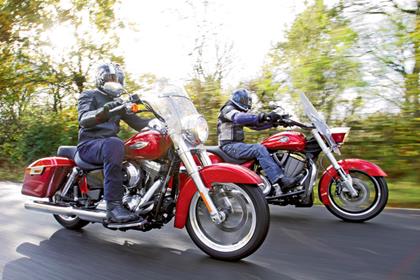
[[115, 0, 311, 88]]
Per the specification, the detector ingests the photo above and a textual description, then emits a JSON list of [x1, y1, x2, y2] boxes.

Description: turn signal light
[[131, 104, 139, 113]]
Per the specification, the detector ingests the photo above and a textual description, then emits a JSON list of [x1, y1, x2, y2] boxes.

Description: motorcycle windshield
[[299, 93, 339, 152], [140, 83, 203, 134]]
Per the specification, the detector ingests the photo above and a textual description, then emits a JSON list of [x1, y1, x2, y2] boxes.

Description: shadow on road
[[2, 228, 289, 280]]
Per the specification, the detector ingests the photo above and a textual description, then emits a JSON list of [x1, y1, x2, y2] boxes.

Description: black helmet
[[96, 62, 125, 97], [230, 88, 252, 111]]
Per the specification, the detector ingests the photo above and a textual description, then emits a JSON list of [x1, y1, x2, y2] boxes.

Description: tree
[[268, 0, 364, 122], [0, 0, 127, 164]]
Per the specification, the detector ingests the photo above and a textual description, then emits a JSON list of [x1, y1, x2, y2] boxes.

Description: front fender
[[174, 163, 262, 229], [318, 159, 387, 206]]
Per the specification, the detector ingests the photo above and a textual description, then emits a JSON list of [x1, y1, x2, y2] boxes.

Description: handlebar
[[108, 93, 146, 114], [271, 113, 314, 129]]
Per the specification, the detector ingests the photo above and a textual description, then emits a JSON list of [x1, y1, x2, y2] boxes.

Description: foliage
[[268, 0, 364, 122], [0, 0, 418, 207]]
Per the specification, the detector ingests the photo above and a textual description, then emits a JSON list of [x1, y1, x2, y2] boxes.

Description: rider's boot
[[277, 173, 305, 192], [106, 201, 139, 223]]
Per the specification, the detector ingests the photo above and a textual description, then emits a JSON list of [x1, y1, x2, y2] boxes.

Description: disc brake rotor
[[211, 189, 248, 232], [339, 178, 370, 207]]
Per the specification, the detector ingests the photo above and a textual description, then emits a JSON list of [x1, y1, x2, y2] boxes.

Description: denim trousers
[[221, 142, 284, 184], [77, 137, 125, 201]]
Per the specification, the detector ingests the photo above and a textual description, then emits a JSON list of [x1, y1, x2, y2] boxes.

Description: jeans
[[77, 137, 125, 201], [221, 142, 284, 184]]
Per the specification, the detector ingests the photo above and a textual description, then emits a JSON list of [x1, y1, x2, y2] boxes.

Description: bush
[[0, 108, 79, 165]]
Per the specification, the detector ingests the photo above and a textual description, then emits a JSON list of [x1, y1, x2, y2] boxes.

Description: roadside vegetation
[[0, 0, 418, 207]]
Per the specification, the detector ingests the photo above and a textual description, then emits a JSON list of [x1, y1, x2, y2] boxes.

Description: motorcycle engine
[[274, 152, 306, 177], [122, 162, 142, 189], [122, 160, 164, 212]]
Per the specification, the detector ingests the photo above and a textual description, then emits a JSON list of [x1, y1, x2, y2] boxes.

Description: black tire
[[186, 184, 270, 261], [53, 214, 90, 230], [323, 171, 388, 222]]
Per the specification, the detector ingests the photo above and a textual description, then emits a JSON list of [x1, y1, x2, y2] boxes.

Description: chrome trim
[[312, 129, 357, 197], [135, 179, 162, 212], [29, 166, 45, 175], [176, 140, 222, 223], [24, 201, 106, 222], [106, 220, 147, 229], [198, 149, 212, 166], [61, 167, 79, 197], [129, 141, 149, 150], [123, 162, 141, 188], [303, 159, 317, 199], [259, 175, 272, 195]]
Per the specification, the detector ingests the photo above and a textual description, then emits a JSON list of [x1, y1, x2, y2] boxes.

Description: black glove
[[258, 111, 281, 123], [94, 100, 123, 122], [103, 100, 123, 112], [267, 111, 281, 122], [257, 112, 268, 123]]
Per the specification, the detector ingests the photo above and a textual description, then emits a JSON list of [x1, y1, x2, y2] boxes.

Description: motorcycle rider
[[217, 89, 303, 193], [77, 62, 150, 223]]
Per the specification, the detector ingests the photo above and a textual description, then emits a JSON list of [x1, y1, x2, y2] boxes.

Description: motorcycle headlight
[[182, 115, 209, 145]]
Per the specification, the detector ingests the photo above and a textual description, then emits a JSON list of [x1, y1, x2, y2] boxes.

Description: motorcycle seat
[[57, 145, 102, 170], [74, 152, 103, 171], [205, 146, 249, 165], [57, 146, 77, 160]]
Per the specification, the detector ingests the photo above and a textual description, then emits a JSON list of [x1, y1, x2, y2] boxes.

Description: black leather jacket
[[77, 89, 150, 144]]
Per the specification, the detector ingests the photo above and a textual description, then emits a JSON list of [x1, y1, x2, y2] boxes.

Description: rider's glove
[[103, 100, 123, 112], [257, 112, 268, 123], [267, 111, 281, 122], [94, 100, 123, 123]]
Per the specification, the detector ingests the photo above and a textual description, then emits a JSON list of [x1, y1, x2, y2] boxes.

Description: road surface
[[0, 181, 419, 280]]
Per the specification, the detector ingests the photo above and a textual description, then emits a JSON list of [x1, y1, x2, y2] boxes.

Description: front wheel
[[324, 170, 388, 222], [186, 184, 269, 261]]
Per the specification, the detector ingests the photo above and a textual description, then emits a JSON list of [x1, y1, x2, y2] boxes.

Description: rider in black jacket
[[77, 62, 150, 223]]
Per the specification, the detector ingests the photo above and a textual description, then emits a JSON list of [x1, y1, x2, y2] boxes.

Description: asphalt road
[[0, 181, 419, 280]]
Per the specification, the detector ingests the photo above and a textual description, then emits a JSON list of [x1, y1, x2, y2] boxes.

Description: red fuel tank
[[125, 130, 172, 160], [261, 131, 306, 152]]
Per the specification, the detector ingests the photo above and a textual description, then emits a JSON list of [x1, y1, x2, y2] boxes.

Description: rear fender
[[318, 159, 387, 206], [174, 163, 262, 229]]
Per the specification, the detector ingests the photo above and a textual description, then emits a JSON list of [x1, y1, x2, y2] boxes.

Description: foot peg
[[104, 219, 148, 229], [266, 189, 305, 201]]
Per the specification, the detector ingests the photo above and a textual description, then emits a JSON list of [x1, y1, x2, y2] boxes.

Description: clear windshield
[[140, 83, 201, 134], [300, 93, 339, 152]]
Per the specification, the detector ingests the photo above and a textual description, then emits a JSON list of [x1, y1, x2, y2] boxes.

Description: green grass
[[0, 165, 24, 182], [387, 179, 420, 208]]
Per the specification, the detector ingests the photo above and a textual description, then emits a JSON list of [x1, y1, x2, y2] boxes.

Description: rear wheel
[[49, 197, 90, 230], [186, 184, 269, 261], [325, 170, 388, 222], [53, 214, 90, 230]]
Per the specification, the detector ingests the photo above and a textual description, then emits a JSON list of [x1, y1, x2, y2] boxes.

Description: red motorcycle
[[21, 83, 269, 261], [206, 93, 388, 222]]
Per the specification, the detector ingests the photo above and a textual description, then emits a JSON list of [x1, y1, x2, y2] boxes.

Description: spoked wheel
[[325, 170, 388, 222], [186, 184, 269, 261]]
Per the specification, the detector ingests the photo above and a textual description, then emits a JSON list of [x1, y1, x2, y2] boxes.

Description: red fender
[[318, 159, 387, 206], [174, 163, 263, 229]]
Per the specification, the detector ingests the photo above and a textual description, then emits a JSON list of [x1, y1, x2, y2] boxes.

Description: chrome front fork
[[177, 142, 224, 224], [312, 130, 358, 197]]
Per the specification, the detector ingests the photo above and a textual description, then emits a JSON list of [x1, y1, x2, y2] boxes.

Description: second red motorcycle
[[206, 93, 388, 222]]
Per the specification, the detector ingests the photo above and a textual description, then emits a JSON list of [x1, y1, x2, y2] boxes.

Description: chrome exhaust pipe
[[24, 201, 106, 223]]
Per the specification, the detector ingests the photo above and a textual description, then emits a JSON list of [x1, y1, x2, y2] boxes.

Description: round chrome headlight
[[182, 115, 209, 145], [192, 116, 209, 143]]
